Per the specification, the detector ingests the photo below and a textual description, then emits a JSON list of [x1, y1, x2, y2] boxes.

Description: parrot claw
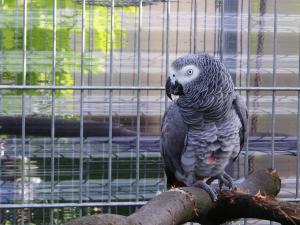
[[219, 172, 236, 190], [207, 172, 236, 191], [216, 172, 236, 190], [192, 180, 218, 202]]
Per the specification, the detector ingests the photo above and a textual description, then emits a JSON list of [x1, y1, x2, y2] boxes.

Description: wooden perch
[[0, 116, 136, 137], [65, 169, 300, 225]]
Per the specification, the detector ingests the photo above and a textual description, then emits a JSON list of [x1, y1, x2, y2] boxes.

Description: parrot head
[[166, 53, 234, 105], [166, 62, 201, 100]]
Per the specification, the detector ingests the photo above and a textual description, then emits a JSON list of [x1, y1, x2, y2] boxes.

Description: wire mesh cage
[[0, 0, 300, 224]]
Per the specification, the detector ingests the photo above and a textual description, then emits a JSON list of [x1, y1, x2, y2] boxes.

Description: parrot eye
[[186, 69, 193, 76]]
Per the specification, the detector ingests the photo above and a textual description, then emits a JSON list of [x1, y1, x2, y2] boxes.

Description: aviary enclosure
[[0, 0, 299, 224]]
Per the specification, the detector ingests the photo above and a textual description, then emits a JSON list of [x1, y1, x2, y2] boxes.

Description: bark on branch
[[66, 169, 300, 225]]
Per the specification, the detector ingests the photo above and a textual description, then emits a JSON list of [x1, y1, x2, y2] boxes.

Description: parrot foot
[[192, 180, 218, 202], [207, 172, 236, 191]]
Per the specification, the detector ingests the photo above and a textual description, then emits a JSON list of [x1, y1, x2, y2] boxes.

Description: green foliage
[[1, 28, 15, 50], [0, 0, 134, 101]]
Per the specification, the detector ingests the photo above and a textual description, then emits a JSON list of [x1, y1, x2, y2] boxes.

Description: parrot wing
[[232, 94, 248, 161], [160, 103, 187, 189]]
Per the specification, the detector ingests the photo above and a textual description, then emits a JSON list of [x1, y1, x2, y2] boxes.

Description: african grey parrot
[[160, 53, 248, 201]]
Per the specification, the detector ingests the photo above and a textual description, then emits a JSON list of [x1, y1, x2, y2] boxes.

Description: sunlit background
[[0, 0, 300, 224]]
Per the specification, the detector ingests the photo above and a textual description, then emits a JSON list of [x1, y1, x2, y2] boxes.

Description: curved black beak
[[166, 77, 184, 100], [166, 77, 173, 100]]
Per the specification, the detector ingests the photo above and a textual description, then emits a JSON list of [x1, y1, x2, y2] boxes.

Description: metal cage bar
[[21, 1, 27, 224], [271, 0, 277, 170], [0, 201, 147, 209], [203, 0, 207, 52], [135, 0, 142, 203], [50, 0, 57, 224], [297, 9, 300, 199], [239, 0, 244, 90], [165, 0, 170, 111], [108, 0, 115, 211], [244, 0, 251, 179], [2, 85, 300, 91], [79, 0, 85, 217], [193, 0, 197, 53]]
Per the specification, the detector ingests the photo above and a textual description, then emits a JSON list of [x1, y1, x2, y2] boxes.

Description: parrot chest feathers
[[180, 109, 242, 177]]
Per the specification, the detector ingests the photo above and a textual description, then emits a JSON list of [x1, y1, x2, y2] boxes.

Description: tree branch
[[66, 169, 300, 225], [209, 191, 300, 225], [0, 116, 136, 137]]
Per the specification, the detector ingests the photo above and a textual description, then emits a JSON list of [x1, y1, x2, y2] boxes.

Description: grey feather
[[232, 94, 248, 161], [160, 103, 187, 188]]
